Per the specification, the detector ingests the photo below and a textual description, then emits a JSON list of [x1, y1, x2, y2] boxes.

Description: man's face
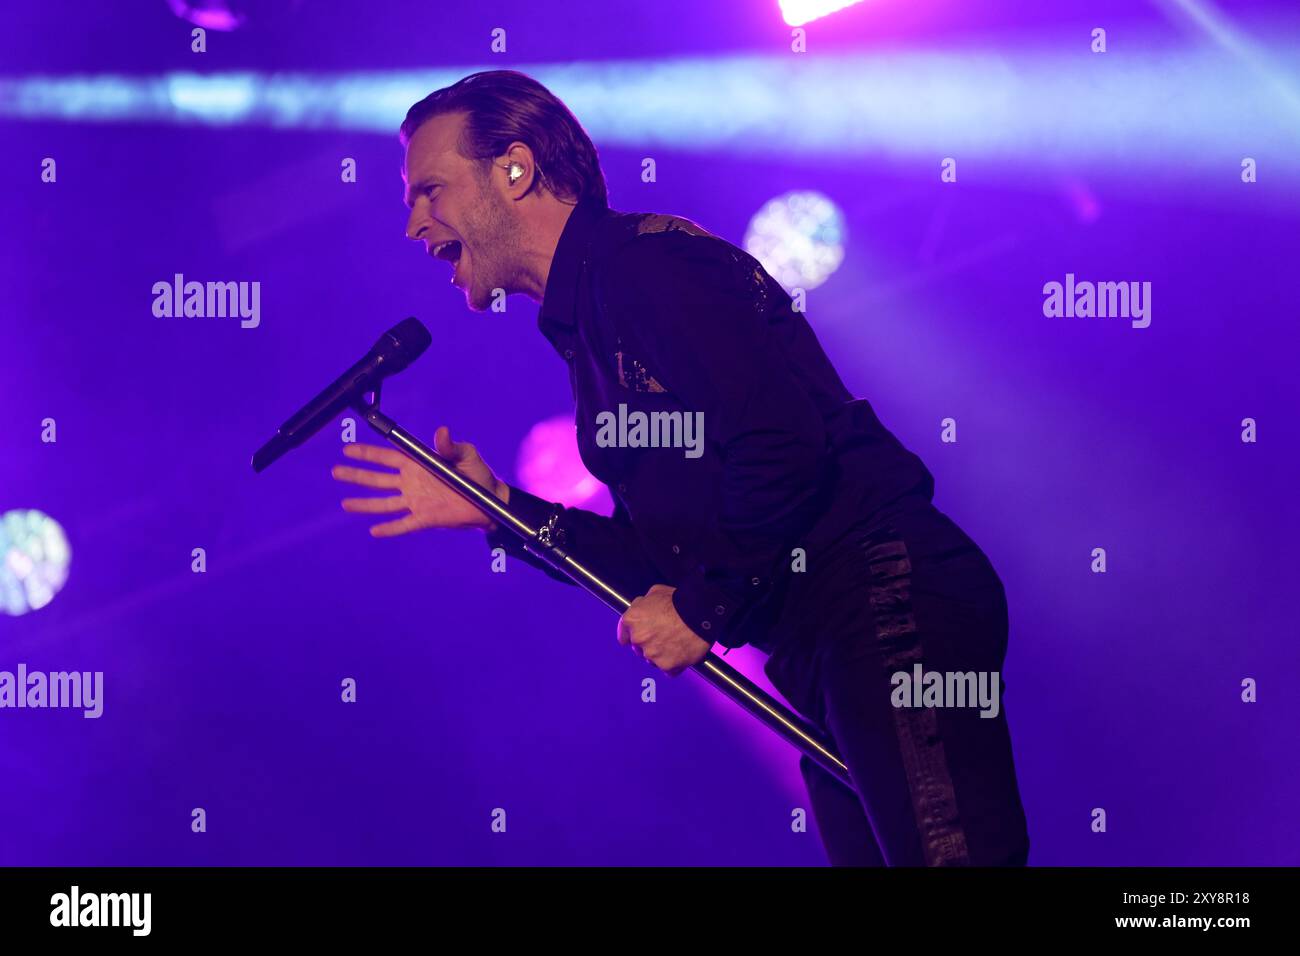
[[403, 111, 521, 312]]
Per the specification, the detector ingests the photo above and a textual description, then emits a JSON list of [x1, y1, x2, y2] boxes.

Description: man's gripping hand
[[617, 584, 712, 677]]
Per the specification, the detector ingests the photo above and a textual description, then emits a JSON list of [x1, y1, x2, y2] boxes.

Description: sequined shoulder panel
[[632, 214, 716, 239], [618, 211, 783, 322]]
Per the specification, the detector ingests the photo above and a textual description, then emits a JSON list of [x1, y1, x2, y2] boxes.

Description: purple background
[[1, 0, 1297, 865]]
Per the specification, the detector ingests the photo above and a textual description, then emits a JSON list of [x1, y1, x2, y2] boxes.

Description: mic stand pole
[[356, 390, 854, 791]]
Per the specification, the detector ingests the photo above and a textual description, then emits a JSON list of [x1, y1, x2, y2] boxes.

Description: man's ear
[[499, 142, 538, 197]]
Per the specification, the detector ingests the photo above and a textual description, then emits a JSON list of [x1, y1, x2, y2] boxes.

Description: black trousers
[[763, 500, 1030, 866]]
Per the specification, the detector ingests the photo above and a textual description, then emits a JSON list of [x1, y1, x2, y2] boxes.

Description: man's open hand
[[617, 584, 712, 676], [331, 426, 508, 536]]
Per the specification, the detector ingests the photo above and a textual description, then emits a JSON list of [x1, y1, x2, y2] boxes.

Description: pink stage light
[[515, 414, 613, 513], [695, 643, 810, 803], [165, 0, 246, 31], [517, 417, 803, 800], [1061, 177, 1103, 224]]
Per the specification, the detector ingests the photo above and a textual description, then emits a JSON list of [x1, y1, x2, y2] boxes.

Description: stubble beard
[[463, 177, 523, 313]]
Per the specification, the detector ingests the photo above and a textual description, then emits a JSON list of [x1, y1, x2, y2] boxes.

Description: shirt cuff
[[484, 484, 556, 554], [671, 567, 770, 650]]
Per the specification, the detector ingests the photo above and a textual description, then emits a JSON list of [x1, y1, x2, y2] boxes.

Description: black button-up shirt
[[486, 196, 935, 651]]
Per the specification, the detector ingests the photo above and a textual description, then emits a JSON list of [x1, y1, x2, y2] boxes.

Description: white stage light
[[744, 190, 846, 292], [0, 509, 72, 616]]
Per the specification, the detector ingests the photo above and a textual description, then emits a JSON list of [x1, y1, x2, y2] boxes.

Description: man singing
[[332, 70, 1030, 866]]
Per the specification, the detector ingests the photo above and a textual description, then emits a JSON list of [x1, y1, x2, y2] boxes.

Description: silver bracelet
[[536, 508, 567, 548]]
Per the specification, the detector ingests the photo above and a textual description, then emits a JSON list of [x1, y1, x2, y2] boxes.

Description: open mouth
[[431, 240, 464, 285], [432, 240, 462, 263]]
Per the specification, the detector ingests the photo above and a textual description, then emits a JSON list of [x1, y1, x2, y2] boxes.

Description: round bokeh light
[[1, 509, 72, 616], [743, 190, 847, 292]]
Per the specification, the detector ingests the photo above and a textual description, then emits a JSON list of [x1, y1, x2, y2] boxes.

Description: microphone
[[251, 317, 431, 472]]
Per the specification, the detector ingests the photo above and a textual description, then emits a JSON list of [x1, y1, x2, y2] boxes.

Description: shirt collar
[[538, 195, 611, 336]]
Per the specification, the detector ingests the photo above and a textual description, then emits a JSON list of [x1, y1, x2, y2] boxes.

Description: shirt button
[[751, 577, 761, 586], [714, 605, 726, 615], [700, 620, 711, 631], [563, 349, 575, 361], [617, 482, 627, 494], [671, 544, 681, 555]]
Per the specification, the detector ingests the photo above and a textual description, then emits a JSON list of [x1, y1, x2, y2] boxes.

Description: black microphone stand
[[355, 387, 854, 790]]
